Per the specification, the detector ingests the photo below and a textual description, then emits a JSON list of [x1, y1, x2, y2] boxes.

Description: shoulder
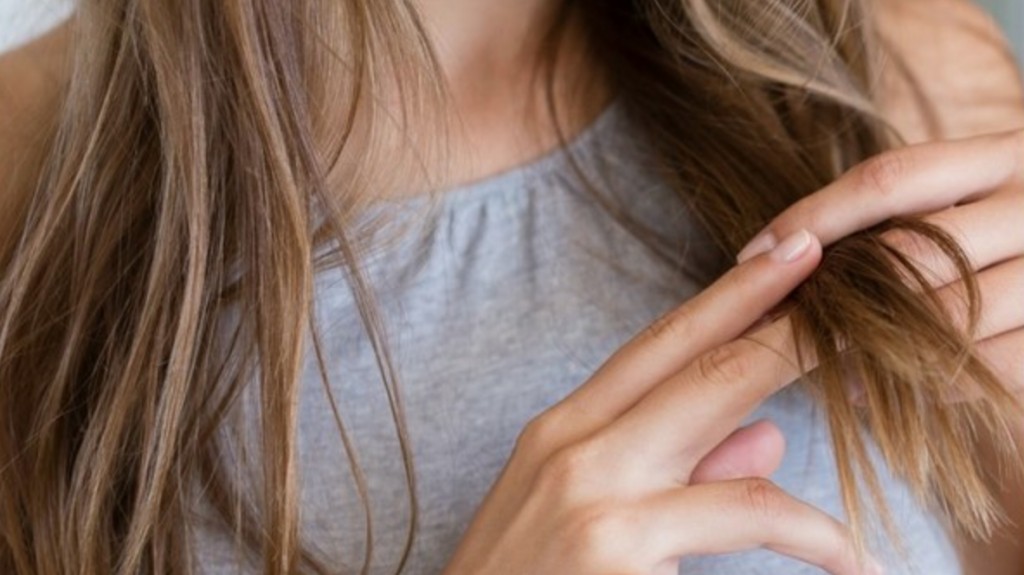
[[0, 21, 70, 251], [872, 0, 1024, 142], [0, 21, 69, 160], [0, 20, 70, 139]]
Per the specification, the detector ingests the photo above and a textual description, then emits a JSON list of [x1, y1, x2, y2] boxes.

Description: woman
[[0, 1, 1022, 574]]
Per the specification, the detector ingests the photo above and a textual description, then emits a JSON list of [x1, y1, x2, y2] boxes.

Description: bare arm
[[874, 2, 1024, 573]]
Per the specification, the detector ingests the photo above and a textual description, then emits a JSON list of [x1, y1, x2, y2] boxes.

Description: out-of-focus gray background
[[980, 0, 1024, 59], [0, 0, 1022, 61]]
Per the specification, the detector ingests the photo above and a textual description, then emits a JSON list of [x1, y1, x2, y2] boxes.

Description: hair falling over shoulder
[[0, 1, 1020, 573]]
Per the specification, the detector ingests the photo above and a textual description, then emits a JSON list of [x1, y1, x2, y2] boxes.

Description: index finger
[[543, 230, 821, 449], [737, 130, 1024, 262], [598, 317, 809, 476]]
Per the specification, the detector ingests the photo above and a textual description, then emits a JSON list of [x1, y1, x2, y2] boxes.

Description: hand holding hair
[[443, 230, 884, 575], [737, 130, 1024, 398]]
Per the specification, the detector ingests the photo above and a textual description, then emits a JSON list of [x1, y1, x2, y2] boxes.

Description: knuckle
[[881, 228, 928, 262], [739, 478, 786, 524], [564, 504, 635, 568], [516, 411, 563, 460], [536, 441, 603, 493], [858, 152, 907, 200], [696, 343, 753, 385], [642, 304, 694, 344]]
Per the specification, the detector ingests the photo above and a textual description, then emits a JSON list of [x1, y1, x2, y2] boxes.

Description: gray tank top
[[194, 104, 962, 574]]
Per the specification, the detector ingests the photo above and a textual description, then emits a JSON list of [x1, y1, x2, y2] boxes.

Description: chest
[[195, 172, 959, 575]]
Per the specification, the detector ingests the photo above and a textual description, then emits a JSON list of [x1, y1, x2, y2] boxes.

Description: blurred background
[[0, 0, 72, 53], [0, 0, 1022, 66], [980, 0, 1024, 59]]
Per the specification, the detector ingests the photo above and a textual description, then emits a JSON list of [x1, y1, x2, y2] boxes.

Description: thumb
[[689, 419, 785, 483]]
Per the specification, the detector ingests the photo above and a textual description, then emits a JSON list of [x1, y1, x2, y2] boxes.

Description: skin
[[739, 135, 1024, 575], [441, 231, 886, 574], [0, 1, 1021, 573], [415, 0, 610, 192], [864, 3, 1024, 572], [449, 128, 1024, 574], [874, 0, 1024, 143], [0, 23, 66, 258]]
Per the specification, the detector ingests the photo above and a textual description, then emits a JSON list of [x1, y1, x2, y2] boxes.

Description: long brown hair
[[0, 0, 1019, 573]]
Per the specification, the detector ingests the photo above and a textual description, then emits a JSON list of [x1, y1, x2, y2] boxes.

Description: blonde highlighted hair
[[0, 0, 1019, 573]]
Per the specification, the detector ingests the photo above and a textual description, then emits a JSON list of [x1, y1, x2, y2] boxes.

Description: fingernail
[[769, 229, 812, 263], [737, 231, 777, 263]]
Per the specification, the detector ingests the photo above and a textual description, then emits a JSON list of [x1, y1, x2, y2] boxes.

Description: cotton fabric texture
[[194, 104, 961, 574]]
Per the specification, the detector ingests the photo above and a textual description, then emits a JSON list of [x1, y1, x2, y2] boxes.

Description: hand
[[737, 130, 1024, 396], [443, 230, 882, 575]]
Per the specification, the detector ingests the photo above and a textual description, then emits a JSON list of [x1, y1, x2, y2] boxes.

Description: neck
[[411, 0, 610, 191], [418, 0, 562, 93]]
